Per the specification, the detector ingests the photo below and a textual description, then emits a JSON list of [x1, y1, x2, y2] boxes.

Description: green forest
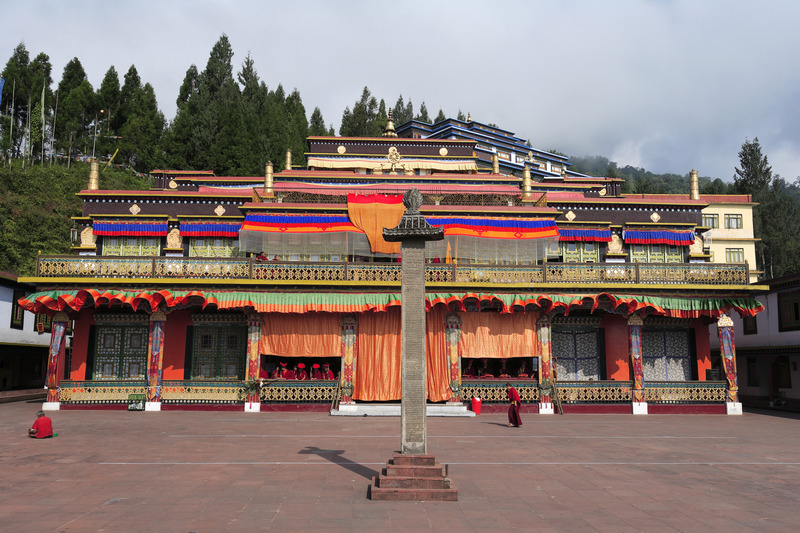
[[2, 35, 800, 280]]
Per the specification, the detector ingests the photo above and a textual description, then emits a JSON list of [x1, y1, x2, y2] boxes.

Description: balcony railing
[[35, 255, 751, 286]]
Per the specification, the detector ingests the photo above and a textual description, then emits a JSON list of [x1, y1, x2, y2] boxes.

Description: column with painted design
[[244, 313, 263, 412], [339, 315, 358, 407], [445, 312, 463, 403], [628, 314, 647, 415], [43, 311, 69, 410], [717, 313, 742, 415], [145, 311, 166, 411], [537, 315, 554, 414]]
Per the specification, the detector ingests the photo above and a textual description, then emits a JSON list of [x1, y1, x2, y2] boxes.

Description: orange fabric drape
[[425, 305, 454, 402], [259, 312, 341, 358], [347, 195, 405, 254], [354, 307, 402, 401], [460, 311, 540, 359]]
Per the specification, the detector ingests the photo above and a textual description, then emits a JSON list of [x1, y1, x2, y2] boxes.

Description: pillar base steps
[[369, 453, 458, 501]]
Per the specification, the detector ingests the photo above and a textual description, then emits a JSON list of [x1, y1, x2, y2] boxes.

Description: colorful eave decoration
[[557, 228, 612, 242], [92, 220, 169, 237], [19, 288, 764, 319], [623, 229, 694, 246], [179, 221, 243, 237]]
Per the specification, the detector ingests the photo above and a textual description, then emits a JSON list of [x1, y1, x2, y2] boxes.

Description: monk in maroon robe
[[311, 363, 322, 379], [295, 363, 309, 380], [506, 383, 522, 427], [321, 364, 335, 380]]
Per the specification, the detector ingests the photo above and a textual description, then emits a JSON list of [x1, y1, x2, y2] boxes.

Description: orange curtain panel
[[259, 312, 341, 358], [460, 311, 540, 358], [425, 305, 454, 402], [354, 307, 402, 401], [346, 194, 405, 254]]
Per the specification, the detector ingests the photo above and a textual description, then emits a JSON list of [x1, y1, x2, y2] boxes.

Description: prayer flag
[[40, 84, 45, 125], [0, 76, 5, 108]]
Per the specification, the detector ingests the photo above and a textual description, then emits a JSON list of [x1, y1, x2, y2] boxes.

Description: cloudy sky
[[3, 0, 799, 180]]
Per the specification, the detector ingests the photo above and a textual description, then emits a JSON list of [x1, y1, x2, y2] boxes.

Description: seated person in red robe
[[461, 360, 476, 379], [284, 365, 296, 380], [517, 361, 530, 379], [271, 362, 288, 379], [256, 252, 268, 261], [498, 359, 512, 379], [295, 363, 309, 380], [479, 358, 495, 379], [29, 410, 54, 438], [311, 363, 321, 379], [321, 363, 335, 380]]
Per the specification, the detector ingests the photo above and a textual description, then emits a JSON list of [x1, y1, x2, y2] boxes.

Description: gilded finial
[[383, 108, 398, 138]]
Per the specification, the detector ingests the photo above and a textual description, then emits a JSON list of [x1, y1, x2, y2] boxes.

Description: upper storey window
[[724, 214, 743, 229], [103, 237, 159, 256], [702, 214, 719, 228]]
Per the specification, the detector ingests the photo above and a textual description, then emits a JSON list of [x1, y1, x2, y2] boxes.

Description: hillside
[[0, 162, 150, 276]]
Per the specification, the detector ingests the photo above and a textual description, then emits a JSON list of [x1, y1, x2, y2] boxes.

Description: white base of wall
[[145, 402, 161, 412], [539, 402, 554, 414], [42, 402, 60, 411], [726, 402, 743, 415], [244, 402, 261, 413], [632, 402, 648, 415]]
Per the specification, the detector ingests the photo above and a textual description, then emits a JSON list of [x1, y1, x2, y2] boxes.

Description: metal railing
[[35, 256, 751, 286]]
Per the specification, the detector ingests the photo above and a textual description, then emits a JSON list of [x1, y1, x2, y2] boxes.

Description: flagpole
[[40, 85, 45, 164], [23, 92, 30, 170], [9, 80, 15, 162], [50, 89, 58, 166]]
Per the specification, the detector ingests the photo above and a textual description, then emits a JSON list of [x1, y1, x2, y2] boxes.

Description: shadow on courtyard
[[299, 446, 379, 480]]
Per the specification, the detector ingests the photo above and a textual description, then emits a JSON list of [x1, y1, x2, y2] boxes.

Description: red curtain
[[425, 305, 454, 402]]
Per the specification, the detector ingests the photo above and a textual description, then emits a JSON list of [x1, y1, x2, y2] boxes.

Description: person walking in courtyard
[[29, 410, 54, 438], [506, 382, 522, 427]]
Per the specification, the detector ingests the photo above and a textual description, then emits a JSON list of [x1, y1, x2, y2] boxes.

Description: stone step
[[384, 464, 445, 478], [375, 475, 451, 490], [369, 485, 459, 501], [389, 453, 437, 466]]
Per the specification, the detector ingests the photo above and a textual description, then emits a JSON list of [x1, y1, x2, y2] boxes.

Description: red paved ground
[[2, 401, 798, 532]]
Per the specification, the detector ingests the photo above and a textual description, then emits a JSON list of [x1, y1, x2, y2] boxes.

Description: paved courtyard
[[1, 401, 798, 532]]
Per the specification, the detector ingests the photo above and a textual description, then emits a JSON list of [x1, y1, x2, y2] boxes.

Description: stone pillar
[[339, 315, 358, 406], [244, 313, 263, 412], [445, 312, 463, 403], [537, 315, 554, 414], [717, 314, 742, 415], [145, 311, 167, 411], [628, 314, 647, 415], [43, 311, 69, 410], [383, 188, 444, 456]]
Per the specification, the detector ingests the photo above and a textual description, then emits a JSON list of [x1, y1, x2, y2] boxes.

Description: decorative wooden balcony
[[35, 255, 752, 286], [57, 379, 727, 405]]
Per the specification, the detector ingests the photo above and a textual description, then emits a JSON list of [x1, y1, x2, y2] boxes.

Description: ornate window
[[10, 289, 25, 330], [553, 326, 601, 380], [189, 237, 242, 257], [103, 236, 159, 256], [93, 318, 148, 380], [642, 327, 691, 381], [190, 315, 247, 379]]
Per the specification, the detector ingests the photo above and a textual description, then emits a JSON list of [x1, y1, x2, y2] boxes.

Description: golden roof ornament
[[383, 108, 398, 138]]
